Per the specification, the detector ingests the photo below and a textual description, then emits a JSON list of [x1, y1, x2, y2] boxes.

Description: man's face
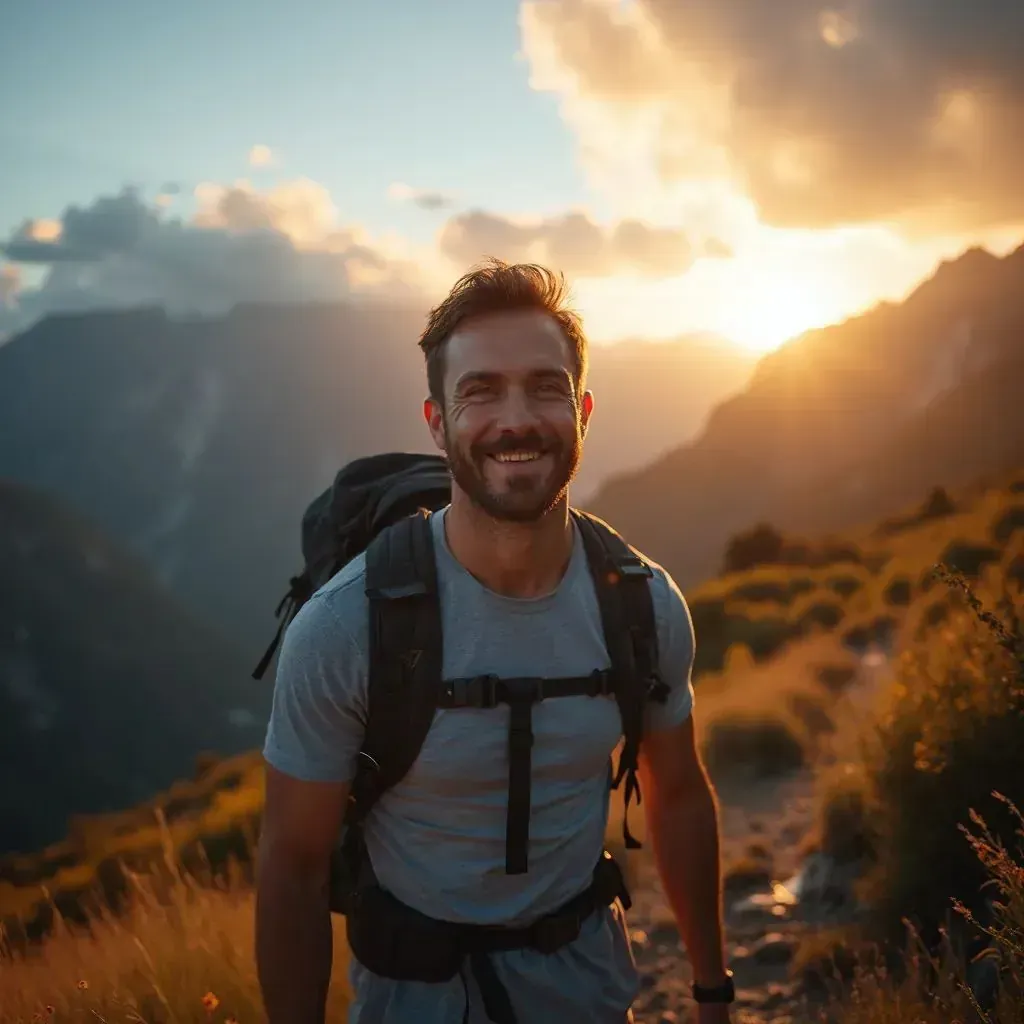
[[424, 308, 593, 523]]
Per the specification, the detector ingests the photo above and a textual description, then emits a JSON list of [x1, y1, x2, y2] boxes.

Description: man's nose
[[494, 386, 537, 432]]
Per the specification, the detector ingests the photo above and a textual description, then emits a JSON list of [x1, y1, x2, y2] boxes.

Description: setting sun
[[718, 272, 844, 353]]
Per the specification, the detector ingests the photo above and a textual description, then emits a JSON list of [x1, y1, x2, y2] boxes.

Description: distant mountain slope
[[0, 301, 752, 654], [585, 243, 1024, 588], [0, 480, 269, 855]]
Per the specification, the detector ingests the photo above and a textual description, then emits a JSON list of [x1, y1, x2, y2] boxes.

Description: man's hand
[[637, 714, 728, 993]]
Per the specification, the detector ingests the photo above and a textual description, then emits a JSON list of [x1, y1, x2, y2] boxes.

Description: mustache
[[474, 431, 559, 457]]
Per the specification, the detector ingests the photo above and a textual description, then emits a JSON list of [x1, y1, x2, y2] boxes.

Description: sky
[[2, 0, 1024, 352]]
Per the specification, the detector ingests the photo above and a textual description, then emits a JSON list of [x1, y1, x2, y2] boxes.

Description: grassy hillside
[[2, 467, 1023, 1021], [0, 480, 270, 857]]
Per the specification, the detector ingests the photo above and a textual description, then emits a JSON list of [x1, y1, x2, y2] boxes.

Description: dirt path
[[623, 767, 825, 1023], [623, 645, 894, 1022]]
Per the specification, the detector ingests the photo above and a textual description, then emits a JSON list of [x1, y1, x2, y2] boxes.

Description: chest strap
[[438, 670, 617, 875]]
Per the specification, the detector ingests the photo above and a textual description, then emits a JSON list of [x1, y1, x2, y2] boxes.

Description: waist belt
[[345, 850, 632, 1024]]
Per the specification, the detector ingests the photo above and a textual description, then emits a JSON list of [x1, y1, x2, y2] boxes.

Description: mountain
[[585, 244, 1024, 588], [0, 480, 270, 855], [0, 301, 753, 655]]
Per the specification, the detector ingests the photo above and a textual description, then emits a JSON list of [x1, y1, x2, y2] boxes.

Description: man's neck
[[442, 492, 575, 599]]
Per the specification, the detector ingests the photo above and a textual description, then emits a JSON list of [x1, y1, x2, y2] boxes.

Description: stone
[[748, 932, 797, 967]]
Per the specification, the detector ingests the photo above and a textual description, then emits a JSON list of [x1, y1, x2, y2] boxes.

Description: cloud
[[0, 183, 432, 340], [439, 208, 715, 278], [387, 182, 455, 211], [521, 0, 1024, 233], [248, 144, 274, 168]]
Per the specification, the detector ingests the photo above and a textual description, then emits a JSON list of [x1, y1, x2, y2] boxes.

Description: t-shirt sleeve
[[261, 587, 369, 784], [643, 566, 696, 733]]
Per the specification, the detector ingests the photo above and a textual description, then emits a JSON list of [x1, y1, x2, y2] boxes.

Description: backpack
[[253, 451, 670, 911]]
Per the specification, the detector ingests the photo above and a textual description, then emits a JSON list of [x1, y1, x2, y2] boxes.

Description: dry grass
[[0, 847, 352, 1024], [809, 795, 1024, 1024]]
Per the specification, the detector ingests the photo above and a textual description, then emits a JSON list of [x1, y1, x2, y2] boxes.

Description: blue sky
[[1, 1, 590, 246]]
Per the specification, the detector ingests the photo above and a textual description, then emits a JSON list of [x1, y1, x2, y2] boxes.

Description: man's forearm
[[255, 849, 334, 1024], [646, 776, 727, 985]]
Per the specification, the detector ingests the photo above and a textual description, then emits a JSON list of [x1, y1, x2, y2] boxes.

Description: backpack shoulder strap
[[346, 509, 442, 829], [573, 509, 669, 851]]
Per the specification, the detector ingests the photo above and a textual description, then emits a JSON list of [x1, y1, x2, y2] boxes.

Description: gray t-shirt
[[262, 507, 696, 1023]]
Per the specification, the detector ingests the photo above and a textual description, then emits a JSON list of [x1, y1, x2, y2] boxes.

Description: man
[[255, 260, 732, 1023]]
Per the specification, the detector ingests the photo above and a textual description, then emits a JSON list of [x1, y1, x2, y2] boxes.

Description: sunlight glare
[[718, 273, 841, 353]]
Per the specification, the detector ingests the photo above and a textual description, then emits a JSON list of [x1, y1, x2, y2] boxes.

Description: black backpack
[[254, 451, 669, 909]]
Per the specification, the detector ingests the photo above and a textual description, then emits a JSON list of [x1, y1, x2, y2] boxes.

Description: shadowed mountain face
[[0, 300, 753, 657], [585, 244, 1024, 588], [0, 480, 269, 855]]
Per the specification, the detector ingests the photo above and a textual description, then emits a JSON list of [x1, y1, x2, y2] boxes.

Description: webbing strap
[[439, 670, 617, 875], [349, 511, 441, 830], [437, 670, 615, 708], [573, 510, 666, 852]]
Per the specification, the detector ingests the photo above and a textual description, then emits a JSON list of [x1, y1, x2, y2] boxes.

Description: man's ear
[[580, 389, 595, 437], [423, 396, 447, 452]]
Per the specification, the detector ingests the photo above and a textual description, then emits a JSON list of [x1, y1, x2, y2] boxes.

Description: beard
[[443, 420, 583, 523]]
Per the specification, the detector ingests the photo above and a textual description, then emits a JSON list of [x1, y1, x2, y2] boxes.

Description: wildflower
[[202, 991, 220, 1012]]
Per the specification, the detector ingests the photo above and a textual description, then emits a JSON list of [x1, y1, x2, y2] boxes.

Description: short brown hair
[[418, 258, 588, 405]]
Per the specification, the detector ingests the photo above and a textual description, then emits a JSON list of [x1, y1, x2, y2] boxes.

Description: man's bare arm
[[255, 763, 349, 1024], [637, 714, 727, 987]]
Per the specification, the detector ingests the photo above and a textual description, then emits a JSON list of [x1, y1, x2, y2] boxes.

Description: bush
[[722, 522, 785, 574], [841, 615, 897, 653], [796, 597, 846, 633], [702, 711, 809, 781], [817, 662, 858, 693], [827, 574, 865, 599], [991, 505, 1024, 546], [882, 575, 912, 607], [854, 569, 1024, 946], [937, 539, 1002, 580], [816, 766, 879, 866], [822, 795, 1024, 1023], [730, 574, 815, 605]]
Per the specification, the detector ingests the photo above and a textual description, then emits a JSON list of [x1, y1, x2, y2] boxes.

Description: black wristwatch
[[692, 970, 735, 1004]]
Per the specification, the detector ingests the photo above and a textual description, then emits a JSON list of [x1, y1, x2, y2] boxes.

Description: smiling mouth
[[488, 450, 547, 464]]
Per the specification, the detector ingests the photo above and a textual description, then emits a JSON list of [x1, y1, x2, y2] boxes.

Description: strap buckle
[[451, 675, 499, 708]]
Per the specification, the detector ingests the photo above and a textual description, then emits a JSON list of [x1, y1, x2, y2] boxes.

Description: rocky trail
[[623, 645, 894, 1023], [624, 768, 849, 1023]]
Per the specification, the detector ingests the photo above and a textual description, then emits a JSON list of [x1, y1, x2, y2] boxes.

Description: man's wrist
[[691, 969, 735, 1004]]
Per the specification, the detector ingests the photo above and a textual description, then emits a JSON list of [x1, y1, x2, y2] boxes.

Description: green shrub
[[722, 522, 785, 574], [842, 615, 897, 652], [817, 662, 858, 693], [937, 538, 1002, 580], [821, 795, 1024, 1023], [827, 573, 865, 599], [1009, 554, 1024, 590], [797, 597, 846, 633], [730, 574, 815, 605], [702, 711, 809, 781], [856, 570, 1024, 945], [731, 613, 796, 661], [816, 766, 879, 866], [883, 575, 912, 607], [991, 505, 1024, 546]]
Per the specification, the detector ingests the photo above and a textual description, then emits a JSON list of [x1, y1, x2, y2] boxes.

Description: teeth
[[493, 451, 542, 463]]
